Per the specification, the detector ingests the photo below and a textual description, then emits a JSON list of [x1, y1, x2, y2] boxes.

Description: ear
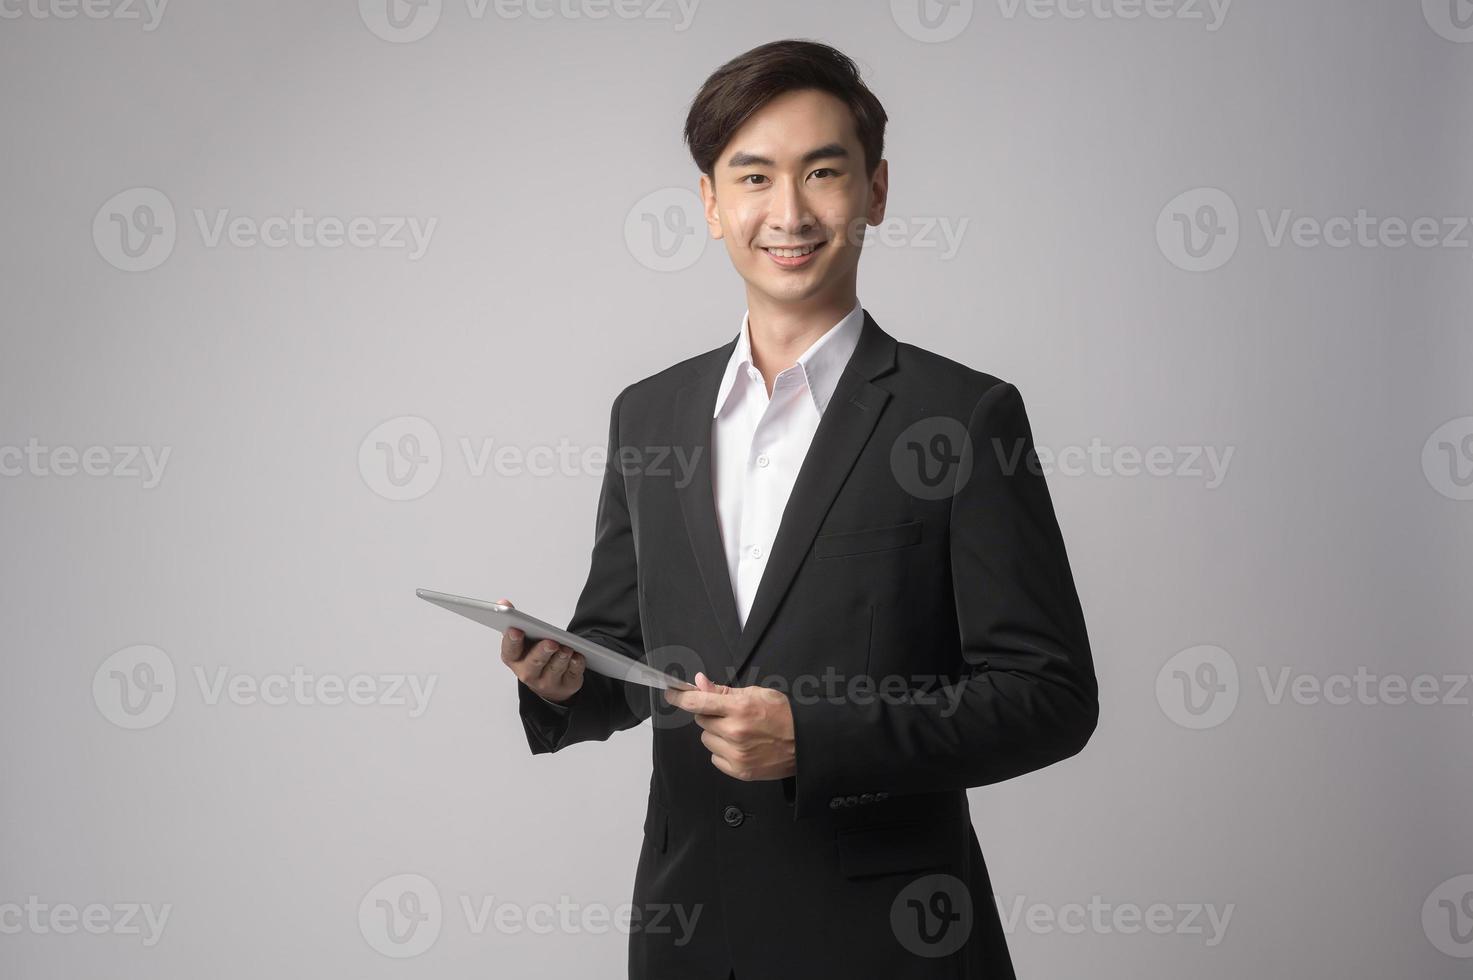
[[699, 172, 725, 240], [866, 157, 889, 227]]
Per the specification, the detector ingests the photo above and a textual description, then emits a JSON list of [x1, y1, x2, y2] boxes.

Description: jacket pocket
[[835, 820, 950, 878], [643, 798, 669, 854], [813, 520, 923, 560]]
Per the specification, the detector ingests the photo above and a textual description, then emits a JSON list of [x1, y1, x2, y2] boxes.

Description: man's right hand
[[497, 598, 585, 704]]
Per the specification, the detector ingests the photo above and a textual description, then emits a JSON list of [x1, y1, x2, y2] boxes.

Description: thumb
[[695, 671, 730, 694]]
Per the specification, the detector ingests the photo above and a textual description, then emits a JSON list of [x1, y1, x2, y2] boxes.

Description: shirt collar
[[712, 299, 865, 420]]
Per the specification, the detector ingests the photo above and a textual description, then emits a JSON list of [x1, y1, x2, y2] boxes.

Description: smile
[[760, 240, 826, 268]]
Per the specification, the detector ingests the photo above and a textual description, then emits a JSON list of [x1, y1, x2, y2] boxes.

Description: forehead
[[718, 88, 859, 165]]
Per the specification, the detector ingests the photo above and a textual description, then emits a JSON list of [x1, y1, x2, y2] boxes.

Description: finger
[[543, 646, 573, 684], [694, 671, 732, 695], [518, 639, 561, 682], [539, 655, 583, 704], [700, 727, 740, 758], [532, 640, 565, 680], [498, 600, 529, 665], [500, 627, 529, 665], [707, 751, 783, 782], [691, 713, 744, 742], [708, 752, 748, 781], [665, 689, 731, 716]]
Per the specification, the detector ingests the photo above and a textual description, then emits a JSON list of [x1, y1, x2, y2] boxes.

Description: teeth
[[766, 244, 816, 257]]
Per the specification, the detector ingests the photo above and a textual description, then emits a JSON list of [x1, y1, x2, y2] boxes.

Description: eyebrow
[[724, 142, 850, 170]]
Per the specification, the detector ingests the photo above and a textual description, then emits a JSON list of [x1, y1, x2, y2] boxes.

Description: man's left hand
[[664, 672, 796, 781]]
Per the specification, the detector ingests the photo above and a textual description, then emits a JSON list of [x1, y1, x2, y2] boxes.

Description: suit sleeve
[[518, 386, 653, 754], [783, 381, 1099, 818]]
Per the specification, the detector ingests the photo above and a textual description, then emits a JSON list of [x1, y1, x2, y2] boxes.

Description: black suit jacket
[[518, 310, 1098, 979]]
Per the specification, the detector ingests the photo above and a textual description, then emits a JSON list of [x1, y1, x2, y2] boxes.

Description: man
[[500, 39, 1098, 980]]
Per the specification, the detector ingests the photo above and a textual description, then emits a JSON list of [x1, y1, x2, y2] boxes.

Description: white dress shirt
[[711, 299, 865, 630], [532, 300, 865, 710]]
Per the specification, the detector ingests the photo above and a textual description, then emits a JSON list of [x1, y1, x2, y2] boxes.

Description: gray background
[[2, 0, 1470, 976]]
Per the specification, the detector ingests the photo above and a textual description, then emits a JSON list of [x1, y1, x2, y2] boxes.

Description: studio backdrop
[[1, 2, 1468, 977]]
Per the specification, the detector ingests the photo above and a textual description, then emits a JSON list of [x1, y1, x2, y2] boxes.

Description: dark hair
[[683, 39, 888, 179]]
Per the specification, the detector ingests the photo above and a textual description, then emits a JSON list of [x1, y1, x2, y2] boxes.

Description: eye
[[741, 174, 768, 186], [810, 168, 839, 179]]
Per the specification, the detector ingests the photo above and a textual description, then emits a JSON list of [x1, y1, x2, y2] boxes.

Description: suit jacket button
[[722, 804, 745, 827], [860, 793, 875, 805]]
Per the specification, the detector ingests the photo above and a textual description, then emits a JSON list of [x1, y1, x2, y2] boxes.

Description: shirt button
[[722, 804, 745, 827], [750, 545, 764, 559], [756, 454, 770, 467]]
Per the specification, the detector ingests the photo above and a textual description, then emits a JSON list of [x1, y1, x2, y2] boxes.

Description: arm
[[518, 386, 653, 754], [782, 381, 1099, 818]]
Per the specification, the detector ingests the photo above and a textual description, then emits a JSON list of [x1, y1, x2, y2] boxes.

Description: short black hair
[[683, 39, 888, 179]]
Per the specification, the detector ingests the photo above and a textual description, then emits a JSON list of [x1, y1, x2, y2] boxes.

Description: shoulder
[[890, 339, 1018, 419], [612, 339, 733, 418]]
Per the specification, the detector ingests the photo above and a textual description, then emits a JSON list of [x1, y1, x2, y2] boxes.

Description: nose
[[766, 177, 817, 240]]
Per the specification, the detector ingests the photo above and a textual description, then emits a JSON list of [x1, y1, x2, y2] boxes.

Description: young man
[[501, 39, 1097, 980]]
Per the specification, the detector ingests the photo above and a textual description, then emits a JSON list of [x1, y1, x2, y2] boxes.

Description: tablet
[[415, 588, 696, 692]]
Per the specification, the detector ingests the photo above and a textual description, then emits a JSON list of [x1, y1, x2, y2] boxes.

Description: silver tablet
[[415, 588, 696, 692]]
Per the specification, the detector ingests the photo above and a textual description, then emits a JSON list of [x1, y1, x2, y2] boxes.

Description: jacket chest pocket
[[813, 520, 923, 560], [835, 820, 950, 878]]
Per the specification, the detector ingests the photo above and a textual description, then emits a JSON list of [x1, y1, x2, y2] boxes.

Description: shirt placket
[[736, 370, 806, 624]]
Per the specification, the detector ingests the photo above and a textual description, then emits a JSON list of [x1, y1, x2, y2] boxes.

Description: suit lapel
[[728, 314, 896, 680], [674, 356, 743, 661], [672, 310, 899, 684]]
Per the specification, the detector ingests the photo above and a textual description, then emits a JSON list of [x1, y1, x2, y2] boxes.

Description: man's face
[[700, 88, 888, 310]]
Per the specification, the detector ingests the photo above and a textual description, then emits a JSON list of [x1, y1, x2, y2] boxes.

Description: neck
[[744, 288, 858, 393]]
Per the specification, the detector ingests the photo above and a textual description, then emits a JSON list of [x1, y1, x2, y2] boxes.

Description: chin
[[761, 280, 826, 305]]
